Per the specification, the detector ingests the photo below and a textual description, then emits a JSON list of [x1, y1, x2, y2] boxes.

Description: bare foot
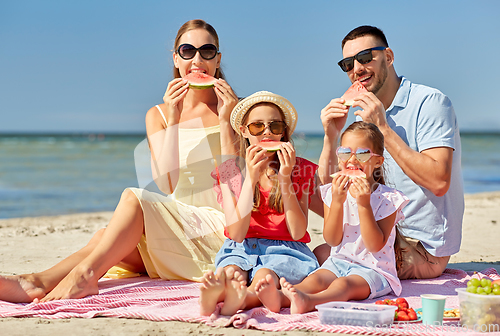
[[220, 268, 247, 316], [255, 274, 281, 313], [199, 267, 226, 316], [0, 274, 46, 303], [40, 265, 99, 302], [280, 277, 311, 314]]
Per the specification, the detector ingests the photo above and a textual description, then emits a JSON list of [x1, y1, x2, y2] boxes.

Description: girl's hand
[[163, 78, 189, 125], [330, 173, 349, 204], [214, 79, 238, 123], [348, 177, 372, 206], [277, 142, 296, 179], [245, 144, 268, 185]]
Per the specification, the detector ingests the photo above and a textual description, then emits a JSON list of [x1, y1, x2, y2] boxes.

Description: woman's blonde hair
[[172, 19, 226, 80], [238, 102, 292, 213]]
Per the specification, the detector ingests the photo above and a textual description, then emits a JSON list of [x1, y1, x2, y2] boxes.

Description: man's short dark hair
[[341, 26, 389, 49]]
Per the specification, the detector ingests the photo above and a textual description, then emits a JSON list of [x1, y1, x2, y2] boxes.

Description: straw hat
[[230, 91, 298, 135]]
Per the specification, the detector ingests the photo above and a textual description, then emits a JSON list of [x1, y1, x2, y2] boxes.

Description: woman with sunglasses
[[257, 121, 409, 314], [0, 19, 239, 303], [198, 91, 319, 316]]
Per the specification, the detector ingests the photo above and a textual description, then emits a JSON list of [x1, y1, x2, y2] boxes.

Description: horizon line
[[0, 130, 499, 137]]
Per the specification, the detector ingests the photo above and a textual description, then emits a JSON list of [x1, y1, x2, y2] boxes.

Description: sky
[[1, 0, 499, 134]]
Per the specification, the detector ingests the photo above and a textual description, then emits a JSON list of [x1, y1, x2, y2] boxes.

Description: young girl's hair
[[239, 102, 292, 213], [172, 19, 226, 80], [340, 121, 385, 185], [340, 121, 405, 270]]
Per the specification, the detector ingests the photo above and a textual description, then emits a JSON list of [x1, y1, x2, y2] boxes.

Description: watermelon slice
[[341, 81, 368, 106], [184, 72, 216, 89], [257, 140, 284, 152], [331, 169, 366, 179]]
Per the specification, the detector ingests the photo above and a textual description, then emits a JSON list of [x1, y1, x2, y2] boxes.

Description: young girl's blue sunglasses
[[337, 146, 381, 163]]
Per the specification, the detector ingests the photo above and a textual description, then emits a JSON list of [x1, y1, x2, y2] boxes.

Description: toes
[[225, 267, 235, 280], [233, 270, 245, 282], [279, 277, 287, 287], [215, 267, 224, 277]]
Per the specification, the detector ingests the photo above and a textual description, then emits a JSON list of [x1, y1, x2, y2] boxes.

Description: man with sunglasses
[[316, 25, 464, 280]]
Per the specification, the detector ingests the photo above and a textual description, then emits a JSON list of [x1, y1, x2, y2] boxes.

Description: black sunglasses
[[176, 43, 219, 60], [246, 121, 286, 136], [338, 46, 386, 72]]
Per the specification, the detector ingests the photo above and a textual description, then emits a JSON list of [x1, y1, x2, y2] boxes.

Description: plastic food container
[[456, 288, 500, 332], [316, 301, 397, 327]]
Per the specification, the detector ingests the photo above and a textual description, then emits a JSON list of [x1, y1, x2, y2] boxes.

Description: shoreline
[[0, 191, 499, 335]]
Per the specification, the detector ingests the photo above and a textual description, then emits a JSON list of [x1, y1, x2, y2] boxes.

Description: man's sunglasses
[[176, 43, 219, 60], [337, 46, 386, 72], [336, 146, 381, 163], [246, 121, 286, 136]]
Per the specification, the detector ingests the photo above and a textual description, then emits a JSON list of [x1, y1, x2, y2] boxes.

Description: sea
[[0, 132, 499, 219]]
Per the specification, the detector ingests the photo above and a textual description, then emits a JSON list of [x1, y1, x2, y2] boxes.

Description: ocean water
[[0, 132, 499, 219]]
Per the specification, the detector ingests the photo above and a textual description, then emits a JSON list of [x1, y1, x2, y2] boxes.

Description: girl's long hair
[[340, 121, 405, 270], [172, 19, 226, 80], [239, 102, 292, 213]]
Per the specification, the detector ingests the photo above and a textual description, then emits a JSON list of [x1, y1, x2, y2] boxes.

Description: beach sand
[[0, 192, 499, 335]]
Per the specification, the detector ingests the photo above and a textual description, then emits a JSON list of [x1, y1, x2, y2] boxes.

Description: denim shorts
[[319, 257, 393, 299], [215, 238, 319, 285]]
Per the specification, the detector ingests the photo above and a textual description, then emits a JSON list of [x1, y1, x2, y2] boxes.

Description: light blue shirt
[[374, 77, 464, 257]]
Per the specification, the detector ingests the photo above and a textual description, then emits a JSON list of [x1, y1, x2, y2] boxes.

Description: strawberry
[[396, 311, 410, 322], [375, 300, 385, 305], [408, 311, 418, 321], [395, 297, 409, 309]]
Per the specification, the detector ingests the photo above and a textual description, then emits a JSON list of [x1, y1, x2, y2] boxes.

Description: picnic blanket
[[1, 268, 499, 336]]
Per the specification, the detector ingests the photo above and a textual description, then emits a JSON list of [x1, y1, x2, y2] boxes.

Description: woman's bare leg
[[0, 189, 146, 303]]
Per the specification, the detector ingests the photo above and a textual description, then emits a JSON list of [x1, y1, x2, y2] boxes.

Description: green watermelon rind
[[188, 83, 215, 89], [258, 141, 283, 152], [330, 170, 366, 179], [185, 73, 216, 89]]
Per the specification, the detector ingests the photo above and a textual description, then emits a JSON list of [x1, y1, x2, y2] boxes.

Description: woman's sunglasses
[[337, 46, 386, 72], [176, 43, 219, 60], [246, 121, 286, 136], [337, 146, 381, 163]]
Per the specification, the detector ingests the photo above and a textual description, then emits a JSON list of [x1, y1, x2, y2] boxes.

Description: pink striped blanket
[[1, 268, 499, 335]]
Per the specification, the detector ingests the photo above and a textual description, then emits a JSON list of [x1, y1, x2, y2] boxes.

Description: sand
[[0, 192, 499, 335]]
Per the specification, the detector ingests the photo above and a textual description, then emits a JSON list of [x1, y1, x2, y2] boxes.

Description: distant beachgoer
[[199, 91, 319, 316], [315, 25, 464, 279], [257, 121, 408, 314], [0, 19, 240, 303]]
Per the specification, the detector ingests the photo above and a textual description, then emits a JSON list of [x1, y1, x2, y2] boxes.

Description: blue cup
[[420, 294, 446, 325]]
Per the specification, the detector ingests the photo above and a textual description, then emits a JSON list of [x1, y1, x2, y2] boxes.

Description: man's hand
[[352, 92, 388, 130], [320, 98, 349, 139]]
